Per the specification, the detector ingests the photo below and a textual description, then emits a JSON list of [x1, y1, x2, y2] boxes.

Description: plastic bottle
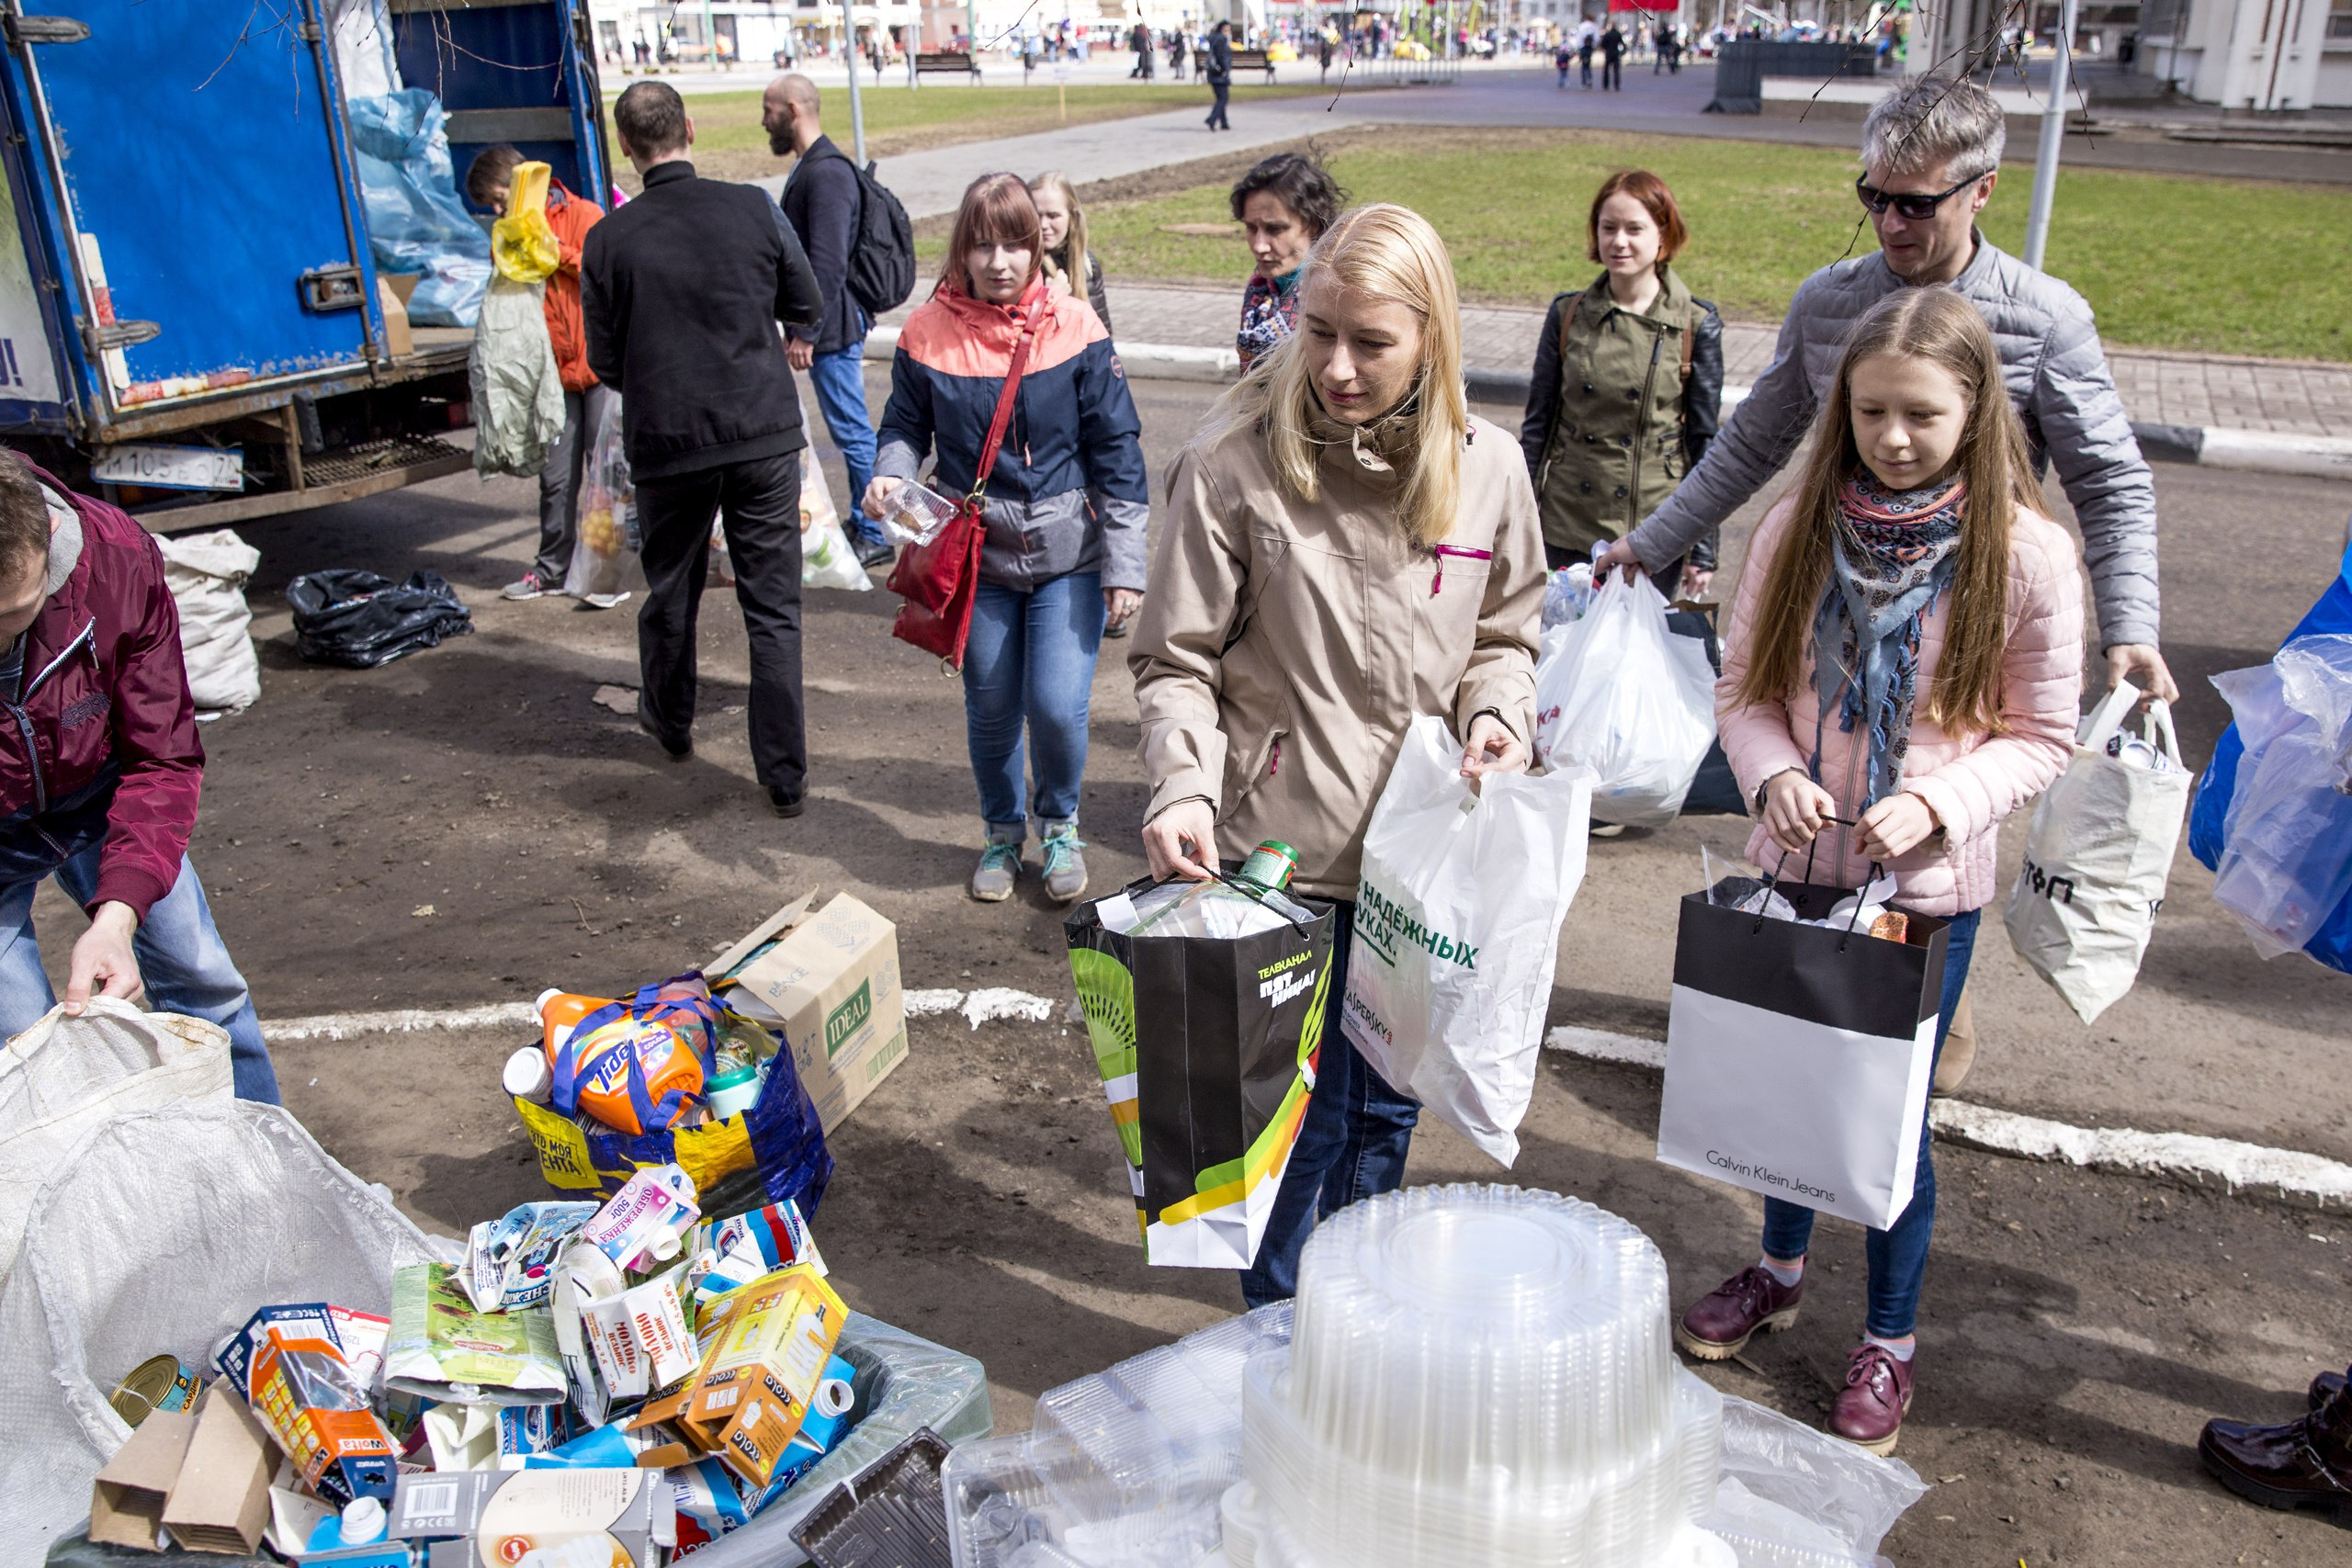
[[503, 1046, 554, 1103], [340, 1495, 387, 1546]]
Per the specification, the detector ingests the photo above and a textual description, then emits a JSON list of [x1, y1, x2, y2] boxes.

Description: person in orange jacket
[[466, 145, 622, 607]]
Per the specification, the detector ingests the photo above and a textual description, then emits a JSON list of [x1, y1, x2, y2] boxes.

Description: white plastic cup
[[503, 1046, 554, 1103]]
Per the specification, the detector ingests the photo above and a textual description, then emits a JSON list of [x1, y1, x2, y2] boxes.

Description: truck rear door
[[0, 0, 377, 422]]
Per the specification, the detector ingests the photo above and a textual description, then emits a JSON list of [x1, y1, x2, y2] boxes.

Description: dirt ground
[[40, 373, 2352, 1564]]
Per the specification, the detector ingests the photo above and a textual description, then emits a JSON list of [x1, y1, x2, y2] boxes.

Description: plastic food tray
[[794, 1428, 955, 1568]]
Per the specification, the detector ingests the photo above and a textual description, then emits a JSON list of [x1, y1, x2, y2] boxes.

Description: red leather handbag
[[887, 312, 1038, 669]]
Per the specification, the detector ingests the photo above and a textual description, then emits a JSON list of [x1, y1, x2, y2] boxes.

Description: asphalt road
[[38, 372, 2351, 1565]]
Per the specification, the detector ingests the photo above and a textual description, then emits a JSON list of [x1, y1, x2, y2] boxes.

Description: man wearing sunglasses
[[1599, 75, 2172, 705]]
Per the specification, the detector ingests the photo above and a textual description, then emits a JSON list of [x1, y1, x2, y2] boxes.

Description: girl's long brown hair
[[1735, 288, 2037, 739], [941, 172, 1043, 294]]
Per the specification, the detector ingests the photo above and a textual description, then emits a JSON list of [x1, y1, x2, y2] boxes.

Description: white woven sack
[[154, 528, 263, 717], [2003, 683, 2191, 1023], [0, 1100, 441, 1554], [0, 998, 232, 1285]]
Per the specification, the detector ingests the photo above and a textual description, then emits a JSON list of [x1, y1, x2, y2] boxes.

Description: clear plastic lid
[[881, 479, 964, 547]]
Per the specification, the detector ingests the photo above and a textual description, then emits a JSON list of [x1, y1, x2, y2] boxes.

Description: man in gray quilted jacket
[[1600, 75, 2175, 702]]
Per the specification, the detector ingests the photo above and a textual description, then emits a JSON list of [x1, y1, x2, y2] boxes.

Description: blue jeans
[[1240, 901, 1421, 1307], [807, 335, 878, 544], [1758, 908, 1981, 1339], [963, 571, 1103, 831], [0, 846, 279, 1103]]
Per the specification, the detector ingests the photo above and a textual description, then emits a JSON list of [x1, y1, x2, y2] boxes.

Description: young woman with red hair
[[1519, 168, 1724, 594]]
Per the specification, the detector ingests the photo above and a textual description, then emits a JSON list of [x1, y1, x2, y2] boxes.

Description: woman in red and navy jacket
[[865, 173, 1148, 908]]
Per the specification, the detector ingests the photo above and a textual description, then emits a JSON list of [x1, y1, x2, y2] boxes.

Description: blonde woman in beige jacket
[[1129, 204, 1544, 1306]]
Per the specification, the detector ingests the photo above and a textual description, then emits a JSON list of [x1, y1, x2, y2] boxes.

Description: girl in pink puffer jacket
[[1674, 288, 2084, 1458]]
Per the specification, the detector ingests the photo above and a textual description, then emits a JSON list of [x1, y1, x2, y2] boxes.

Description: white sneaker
[[580, 592, 629, 610]]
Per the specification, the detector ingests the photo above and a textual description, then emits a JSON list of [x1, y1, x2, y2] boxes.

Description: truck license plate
[[92, 444, 243, 492]]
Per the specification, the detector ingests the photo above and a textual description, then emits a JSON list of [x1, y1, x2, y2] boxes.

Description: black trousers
[[1207, 79, 1230, 127], [634, 451, 808, 793], [1602, 56, 1622, 87]]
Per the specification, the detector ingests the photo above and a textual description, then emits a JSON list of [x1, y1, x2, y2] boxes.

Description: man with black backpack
[[764, 73, 914, 570]]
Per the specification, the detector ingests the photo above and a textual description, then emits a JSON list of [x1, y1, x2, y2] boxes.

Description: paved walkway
[[874, 282, 2352, 440]]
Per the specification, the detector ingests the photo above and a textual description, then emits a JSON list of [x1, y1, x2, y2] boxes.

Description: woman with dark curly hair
[[1228, 152, 1346, 369]]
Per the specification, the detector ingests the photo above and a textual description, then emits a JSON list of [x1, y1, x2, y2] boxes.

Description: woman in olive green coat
[[1520, 168, 1724, 596]]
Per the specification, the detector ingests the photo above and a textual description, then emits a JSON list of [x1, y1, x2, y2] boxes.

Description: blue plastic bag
[[345, 89, 493, 327], [2190, 534, 2352, 972]]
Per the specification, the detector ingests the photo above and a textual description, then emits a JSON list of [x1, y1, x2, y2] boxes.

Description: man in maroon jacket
[[0, 449, 276, 1100]]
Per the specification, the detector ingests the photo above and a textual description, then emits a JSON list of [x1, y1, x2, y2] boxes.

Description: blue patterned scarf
[[1810, 470, 1967, 806]]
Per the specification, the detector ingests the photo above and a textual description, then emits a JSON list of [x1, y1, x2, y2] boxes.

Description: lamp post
[[2021, 0, 2078, 271], [842, 0, 868, 163]]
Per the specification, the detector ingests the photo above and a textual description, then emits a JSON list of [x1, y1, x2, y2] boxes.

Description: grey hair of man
[[1860, 76, 2007, 182]]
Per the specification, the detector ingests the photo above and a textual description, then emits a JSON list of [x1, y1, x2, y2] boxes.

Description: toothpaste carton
[[689, 1199, 826, 1310], [579, 1165, 699, 1274], [679, 1265, 847, 1487], [462, 1201, 599, 1314]]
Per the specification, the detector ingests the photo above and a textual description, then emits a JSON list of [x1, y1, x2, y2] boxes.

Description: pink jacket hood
[[1715, 493, 2086, 917]]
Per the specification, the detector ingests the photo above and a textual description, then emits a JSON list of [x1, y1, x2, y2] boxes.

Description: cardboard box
[[375, 277, 413, 357], [678, 1265, 847, 1487], [388, 1469, 673, 1567], [238, 1313, 397, 1505], [89, 1407, 198, 1550], [161, 1385, 276, 1554], [710, 891, 908, 1134]]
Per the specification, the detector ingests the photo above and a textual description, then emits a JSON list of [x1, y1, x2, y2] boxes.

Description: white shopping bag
[[1340, 716, 1594, 1166], [2003, 682, 2191, 1022], [1540, 571, 1716, 827], [1657, 873, 1952, 1230]]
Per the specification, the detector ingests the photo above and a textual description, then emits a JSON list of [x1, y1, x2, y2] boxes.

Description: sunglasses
[[1853, 173, 1984, 220]]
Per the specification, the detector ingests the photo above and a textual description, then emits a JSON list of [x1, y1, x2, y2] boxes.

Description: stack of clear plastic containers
[[1235, 1183, 1726, 1568]]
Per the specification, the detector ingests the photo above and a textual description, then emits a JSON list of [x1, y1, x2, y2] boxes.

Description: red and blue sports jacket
[[876, 274, 1148, 592], [0, 464, 200, 919]]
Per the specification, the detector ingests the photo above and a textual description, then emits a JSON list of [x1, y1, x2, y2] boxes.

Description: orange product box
[[243, 1321, 397, 1505], [679, 1265, 847, 1487]]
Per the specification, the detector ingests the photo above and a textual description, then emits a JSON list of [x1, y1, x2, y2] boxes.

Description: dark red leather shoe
[[1830, 1342, 1915, 1455], [2312, 1369, 2348, 1411], [1675, 1265, 1803, 1359], [2200, 1381, 2352, 1524]]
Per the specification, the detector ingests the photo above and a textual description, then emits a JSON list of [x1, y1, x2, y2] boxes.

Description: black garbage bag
[[286, 570, 473, 669]]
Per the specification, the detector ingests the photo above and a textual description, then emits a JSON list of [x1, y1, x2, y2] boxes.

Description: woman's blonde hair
[[1734, 288, 2038, 739], [1194, 203, 1467, 549], [1027, 170, 1090, 303]]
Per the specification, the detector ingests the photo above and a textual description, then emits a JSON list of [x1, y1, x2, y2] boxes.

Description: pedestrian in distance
[[1681, 288, 2086, 1456], [1231, 152, 1347, 371], [863, 174, 1148, 906], [1555, 38, 1573, 85], [1028, 171, 1112, 335], [1577, 17, 1596, 85], [1133, 204, 1544, 1307], [1600, 19, 1626, 88], [1597, 75, 2174, 708], [469, 144, 617, 608], [1520, 169, 1723, 591], [581, 81, 825, 819], [763, 73, 892, 570], [1205, 20, 1234, 130], [0, 449, 279, 1102]]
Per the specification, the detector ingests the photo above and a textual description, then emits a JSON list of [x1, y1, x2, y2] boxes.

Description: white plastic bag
[[469, 272, 565, 477], [797, 447, 872, 592], [1539, 571, 1716, 827], [1340, 716, 1595, 1166], [0, 1100, 441, 1551], [2002, 682, 2191, 1021], [565, 393, 637, 600], [2211, 634, 2352, 958], [153, 529, 262, 717], [0, 999, 232, 1285]]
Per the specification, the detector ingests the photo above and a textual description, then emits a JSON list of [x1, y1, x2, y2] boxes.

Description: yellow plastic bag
[[491, 160, 560, 284]]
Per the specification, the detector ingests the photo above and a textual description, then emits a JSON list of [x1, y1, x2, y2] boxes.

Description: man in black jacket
[[582, 81, 825, 818], [763, 73, 889, 569], [1205, 22, 1233, 130]]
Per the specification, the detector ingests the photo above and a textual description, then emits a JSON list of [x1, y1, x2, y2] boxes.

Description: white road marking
[[1544, 1025, 2352, 1213], [258, 997, 2350, 1211]]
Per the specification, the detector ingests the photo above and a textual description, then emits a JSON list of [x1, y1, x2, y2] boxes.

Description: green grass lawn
[[1080, 128, 2351, 361], [614, 80, 1325, 187]]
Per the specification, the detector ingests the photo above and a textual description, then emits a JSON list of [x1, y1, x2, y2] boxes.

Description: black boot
[[2199, 1374, 2352, 1524]]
